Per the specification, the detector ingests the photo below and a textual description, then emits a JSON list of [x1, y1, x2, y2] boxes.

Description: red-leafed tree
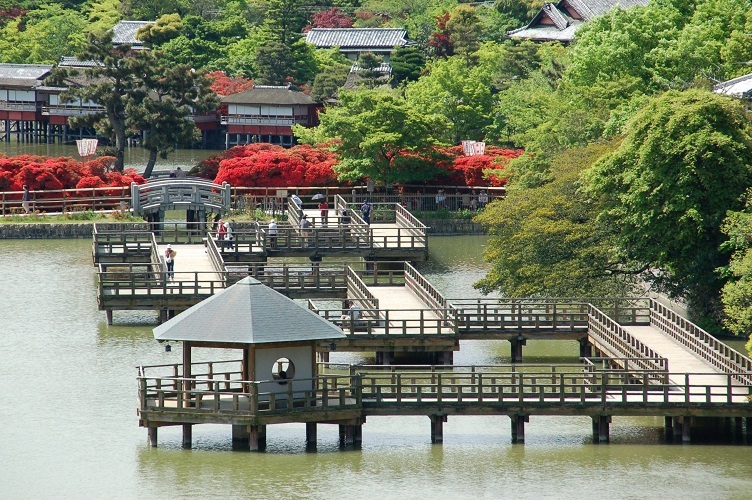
[[304, 7, 354, 31], [207, 71, 255, 97], [212, 143, 338, 187], [434, 146, 523, 186], [428, 12, 453, 58]]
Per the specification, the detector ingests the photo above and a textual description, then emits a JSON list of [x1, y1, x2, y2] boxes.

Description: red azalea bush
[[0, 154, 146, 198], [194, 142, 521, 188], [211, 144, 338, 187]]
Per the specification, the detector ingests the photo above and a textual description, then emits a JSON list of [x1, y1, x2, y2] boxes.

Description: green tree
[[719, 195, 752, 337], [311, 61, 351, 102], [0, 4, 87, 64], [405, 44, 500, 144], [127, 54, 219, 177], [446, 4, 481, 60], [390, 45, 425, 87], [312, 88, 447, 184], [584, 90, 752, 324], [475, 141, 638, 297]]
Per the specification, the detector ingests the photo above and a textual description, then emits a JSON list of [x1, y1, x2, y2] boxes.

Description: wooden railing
[[450, 300, 591, 333], [138, 364, 752, 421], [92, 227, 155, 263], [587, 305, 666, 373], [649, 300, 752, 385], [0, 186, 131, 214], [99, 270, 226, 297], [131, 179, 230, 215], [313, 307, 457, 337], [346, 267, 380, 311]]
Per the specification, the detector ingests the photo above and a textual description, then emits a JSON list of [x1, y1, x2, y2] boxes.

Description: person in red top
[[217, 218, 227, 248], [319, 200, 329, 227]]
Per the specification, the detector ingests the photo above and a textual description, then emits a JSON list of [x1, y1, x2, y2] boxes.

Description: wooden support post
[[664, 416, 673, 440], [249, 425, 266, 451], [182, 424, 192, 449], [592, 415, 611, 443], [681, 416, 691, 444], [147, 426, 158, 447], [441, 351, 454, 365], [430, 415, 447, 444], [306, 422, 317, 450], [377, 351, 394, 366], [734, 417, 743, 440], [105, 309, 113, 325], [158, 310, 168, 324], [510, 336, 526, 363], [511, 415, 527, 444], [232, 425, 250, 442], [672, 417, 682, 442], [320, 351, 330, 363], [578, 337, 592, 358], [745, 417, 752, 438], [353, 423, 363, 447]]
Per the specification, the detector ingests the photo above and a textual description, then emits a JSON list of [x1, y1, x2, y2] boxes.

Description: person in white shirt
[[268, 219, 278, 249]]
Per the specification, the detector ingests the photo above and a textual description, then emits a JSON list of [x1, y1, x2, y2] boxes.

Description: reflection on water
[[2, 237, 752, 498]]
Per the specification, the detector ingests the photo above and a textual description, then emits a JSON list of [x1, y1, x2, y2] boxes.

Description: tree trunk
[[143, 148, 158, 178]]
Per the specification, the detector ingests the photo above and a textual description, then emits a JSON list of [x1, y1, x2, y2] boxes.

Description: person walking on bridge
[[165, 244, 176, 281]]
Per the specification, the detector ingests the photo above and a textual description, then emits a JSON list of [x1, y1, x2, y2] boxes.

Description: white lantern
[[76, 139, 98, 157]]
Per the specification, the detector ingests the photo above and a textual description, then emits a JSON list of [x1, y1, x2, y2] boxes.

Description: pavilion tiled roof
[[153, 277, 346, 345], [0, 64, 53, 88], [306, 28, 407, 50], [222, 87, 317, 106]]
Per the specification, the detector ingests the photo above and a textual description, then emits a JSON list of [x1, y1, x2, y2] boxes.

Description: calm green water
[[1, 236, 752, 499]]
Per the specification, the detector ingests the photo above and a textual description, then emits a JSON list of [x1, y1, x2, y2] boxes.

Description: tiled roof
[[306, 28, 407, 50], [509, 0, 649, 42], [222, 87, 317, 105], [153, 277, 346, 345], [58, 57, 101, 68], [714, 73, 752, 98], [567, 0, 650, 20], [111, 20, 154, 47], [0, 64, 53, 87]]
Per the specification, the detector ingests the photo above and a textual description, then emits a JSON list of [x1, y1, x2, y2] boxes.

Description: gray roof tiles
[[111, 20, 155, 47], [153, 277, 346, 345], [0, 64, 53, 86], [714, 73, 752, 98], [222, 87, 317, 105], [306, 28, 407, 50]]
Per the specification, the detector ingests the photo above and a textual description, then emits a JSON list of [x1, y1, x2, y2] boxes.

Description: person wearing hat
[[299, 213, 313, 246], [164, 244, 176, 280]]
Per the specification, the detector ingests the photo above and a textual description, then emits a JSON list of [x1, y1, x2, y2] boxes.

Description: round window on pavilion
[[271, 357, 295, 384]]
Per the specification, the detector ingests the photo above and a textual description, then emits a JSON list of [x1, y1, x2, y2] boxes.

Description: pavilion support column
[[510, 336, 526, 363], [511, 415, 528, 444], [249, 425, 266, 451], [232, 425, 250, 442], [183, 341, 192, 400], [430, 415, 447, 444], [306, 422, 317, 450], [147, 426, 158, 447], [578, 337, 592, 359], [182, 424, 192, 449], [105, 309, 113, 325]]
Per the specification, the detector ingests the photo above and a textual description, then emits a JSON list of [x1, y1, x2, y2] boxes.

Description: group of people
[[216, 218, 234, 250]]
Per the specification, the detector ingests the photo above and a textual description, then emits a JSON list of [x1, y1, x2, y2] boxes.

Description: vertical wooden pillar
[[249, 425, 266, 451], [306, 422, 317, 449], [376, 351, 394, 366], [441, 351, 454, 365], [592, 415, 610, 443], [664, 416, 673, 440], [510, 337, 526, 363], [511, 415, 528, 443], [232, 425, 250, 442], [339, 424, 352, 446], [353, 424, 363, 447], [319, 351, 330, 363], [430, 415, 447, 443], [183, 342, 192, 403], [672, 417, 682, 442], [681, 416, 691, 443], [148, 426, 158, 447], [106, 309, 113, 325], [182, 424, 192, 449], [578, 337, 592, 358], [733, 417, 743, 440]]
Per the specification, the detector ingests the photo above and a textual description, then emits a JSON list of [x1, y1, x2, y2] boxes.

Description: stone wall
[[421, 219, 486, 236]]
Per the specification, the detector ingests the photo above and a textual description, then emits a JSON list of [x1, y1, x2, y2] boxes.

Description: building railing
[[221, 115, 296, 126]]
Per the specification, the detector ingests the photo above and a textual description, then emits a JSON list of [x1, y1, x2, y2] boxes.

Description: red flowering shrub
[[214, 143, 338, 187], [207, 71, 254, 97], [432, 146, 523, 187], [0, 154, 146, 197], [304, 8, 354, 31]]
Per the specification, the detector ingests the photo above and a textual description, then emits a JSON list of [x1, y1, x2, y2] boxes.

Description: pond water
[[1, 236, 751, 499]]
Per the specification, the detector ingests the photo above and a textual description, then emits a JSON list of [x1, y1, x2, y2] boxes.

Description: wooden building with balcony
[[221, 85, 320, 148], [0, 64, 54, 142]]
